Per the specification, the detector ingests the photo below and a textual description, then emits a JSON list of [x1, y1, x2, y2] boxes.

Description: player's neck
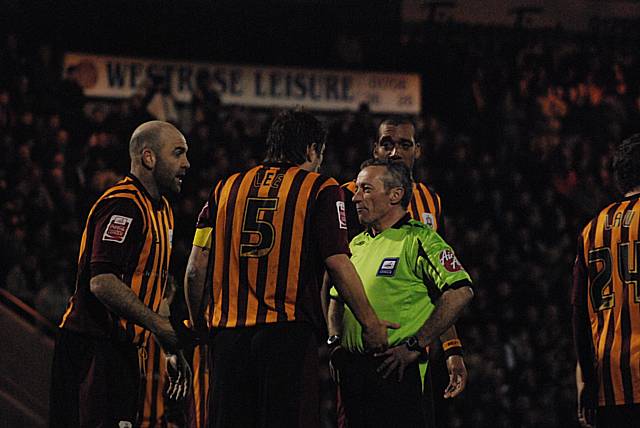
[[130, 168, 160, 200], [624, 186, 640, 198]]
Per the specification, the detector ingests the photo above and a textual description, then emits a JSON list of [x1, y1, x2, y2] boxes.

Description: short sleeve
[[193, 200, 213, 249], [193, 182, 220, 249], [312, 183, 350, 261], [413, 229, 471, 294], [90, 198, 144, 278]]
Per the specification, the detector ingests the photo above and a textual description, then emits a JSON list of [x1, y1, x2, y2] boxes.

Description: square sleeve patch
[[336, 201, 347, 230], [102, 215, 133, 243]]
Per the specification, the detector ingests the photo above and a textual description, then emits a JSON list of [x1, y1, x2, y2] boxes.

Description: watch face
[[405, 336, 418, 349]]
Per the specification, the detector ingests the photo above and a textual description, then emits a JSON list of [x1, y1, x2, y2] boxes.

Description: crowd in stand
[[1, 23, 636, 426]]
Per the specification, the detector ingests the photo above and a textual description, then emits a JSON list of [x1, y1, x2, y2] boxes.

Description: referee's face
[[373, 123, 421, 170], [353, 165, 395, 228]]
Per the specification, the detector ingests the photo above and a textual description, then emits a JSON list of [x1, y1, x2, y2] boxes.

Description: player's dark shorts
[[596, 403, 640, 428], [209, 321, 320, 428], [50, 329, 140, 428], [335, 349, 426, 428]]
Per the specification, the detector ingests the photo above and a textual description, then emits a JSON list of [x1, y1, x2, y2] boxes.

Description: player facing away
[[573, 133, 640, 428], [184, 109, 395, 428]]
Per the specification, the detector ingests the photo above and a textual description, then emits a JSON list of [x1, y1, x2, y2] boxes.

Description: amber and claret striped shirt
[[341, 179, 444, 240], [573, 193, 640, 406], [60, 175, 174, 346], [194, 163, 350, 331]]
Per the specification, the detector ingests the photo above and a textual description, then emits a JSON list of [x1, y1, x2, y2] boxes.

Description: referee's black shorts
[[50, 329, 140, 428]]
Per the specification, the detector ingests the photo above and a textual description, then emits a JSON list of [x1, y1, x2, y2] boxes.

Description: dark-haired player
[[184, 110, 395, 428], [573, 133, 640, 427]]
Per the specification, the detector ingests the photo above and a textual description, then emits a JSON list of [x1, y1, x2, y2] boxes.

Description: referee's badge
[[377, 258, 399, 276]]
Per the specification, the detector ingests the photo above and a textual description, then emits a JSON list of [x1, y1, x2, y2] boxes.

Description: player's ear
[[415, 143, 422, 160], [141, 147, 156, 170], [305, 143, 317, 163]]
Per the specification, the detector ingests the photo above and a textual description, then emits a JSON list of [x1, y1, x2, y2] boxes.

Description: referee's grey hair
[[360, 158, 413, 208]]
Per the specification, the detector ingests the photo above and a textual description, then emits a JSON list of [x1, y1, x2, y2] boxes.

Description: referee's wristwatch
[[404, 335, 428, 357], [327, 334, 341, 349]]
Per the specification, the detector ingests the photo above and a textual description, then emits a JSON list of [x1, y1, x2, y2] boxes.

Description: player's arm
[[185, 199, 214, 332], [325, 254, 397, 352], [185, 243, 210, 331], [316, 183, 397, 352], [571, 237, 597, 427], [89, 198, 180, 352], [91, 274, 178, 351]]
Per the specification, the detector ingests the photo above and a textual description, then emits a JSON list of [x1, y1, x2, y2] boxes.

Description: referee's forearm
[[415, 285, 473, 348]]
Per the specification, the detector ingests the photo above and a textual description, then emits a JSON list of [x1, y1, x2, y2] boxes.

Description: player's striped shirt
[[573, 193, 640, 406], [342, 179, 444, 241], [60, 174, 174, 346], [194, 163, 350, 330], [139, 338, 167, 428]]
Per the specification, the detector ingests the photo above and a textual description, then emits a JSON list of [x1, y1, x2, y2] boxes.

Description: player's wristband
[[442, 339, 463, 359]]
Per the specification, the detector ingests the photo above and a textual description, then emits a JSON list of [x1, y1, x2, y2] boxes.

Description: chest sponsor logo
[[422, 213, 435, 229], [102, 215, 133, 243], [377, 257, 399, 276], [336, 201, 347, 230], [439, 249, 463, 272]]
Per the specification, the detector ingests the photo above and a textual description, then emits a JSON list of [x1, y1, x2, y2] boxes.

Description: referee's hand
[[374, 345, 420, 382], [362, 319, 400, 354]]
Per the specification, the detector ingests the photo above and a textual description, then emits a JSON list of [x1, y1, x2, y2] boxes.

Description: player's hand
[[577, 378, 596, 428], [166, 351, 192, 400], [374, 345, 420, 382], [443, 355, 467, 398], [362, 319, 400, 354]]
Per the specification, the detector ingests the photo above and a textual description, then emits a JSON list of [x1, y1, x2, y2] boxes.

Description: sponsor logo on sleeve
[[102, 215, 133, 243], [376, 257, 399, 276], [422, 213, 435, 229], [168, 229, 173, 246], [439, 249, 463, 272], [336, 201, 347, 230]]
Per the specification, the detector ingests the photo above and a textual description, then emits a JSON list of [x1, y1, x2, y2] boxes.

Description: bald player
[[51, 121, 191, 427]]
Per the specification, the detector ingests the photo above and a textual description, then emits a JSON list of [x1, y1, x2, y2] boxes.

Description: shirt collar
[[366, 212, 411, 237], [126, 173, 164, 209]]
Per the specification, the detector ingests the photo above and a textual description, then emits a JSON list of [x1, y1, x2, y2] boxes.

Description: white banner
[[63, 53, 422, 114]]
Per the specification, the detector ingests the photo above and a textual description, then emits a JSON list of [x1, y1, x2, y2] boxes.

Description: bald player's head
[[129, 120, 190, 197], [129, 120, 181, 160]]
